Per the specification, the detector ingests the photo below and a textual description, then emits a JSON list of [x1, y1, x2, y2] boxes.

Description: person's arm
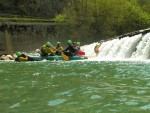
[[70, 45, 77, 53], [60, 47, 64, 51], [48, 49, 56, 54], [63, 46, 69, 52]]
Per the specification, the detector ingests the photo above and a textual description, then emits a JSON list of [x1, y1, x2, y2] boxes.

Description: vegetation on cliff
[[55, 0, 150, 41], [1, 0, 150, 41]]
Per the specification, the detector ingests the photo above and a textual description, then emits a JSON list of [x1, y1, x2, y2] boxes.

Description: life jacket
[[15, 54, 28, 61], [56, 46, 63, 52], [41, 45, 56, 56]]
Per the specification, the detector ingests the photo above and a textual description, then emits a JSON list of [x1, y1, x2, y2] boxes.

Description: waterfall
[[81, 33, 150, 60], [131, 33, 150, 59]]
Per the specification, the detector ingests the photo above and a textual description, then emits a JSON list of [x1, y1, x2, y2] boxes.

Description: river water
[[0, 60, 150, 113]]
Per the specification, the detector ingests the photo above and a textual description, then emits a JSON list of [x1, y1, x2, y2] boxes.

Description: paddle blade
[[77, 51, 85, 56], [62, 53, 69, 61]]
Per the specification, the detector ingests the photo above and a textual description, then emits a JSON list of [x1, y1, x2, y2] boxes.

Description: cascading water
[[81, 33, 150, 60], [131, 33, 150, 59]]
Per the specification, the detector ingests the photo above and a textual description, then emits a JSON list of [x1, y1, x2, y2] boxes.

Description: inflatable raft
[[28, 54, 88, 61]]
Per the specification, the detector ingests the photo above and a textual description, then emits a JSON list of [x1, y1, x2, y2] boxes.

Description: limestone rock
[[6, 55, 15, 60], [1, 55, 10, 60], [35, 49, 41, 54]]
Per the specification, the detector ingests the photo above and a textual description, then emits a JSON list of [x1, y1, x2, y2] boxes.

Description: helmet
[[77, 42, 80, 45], [46, 42, 51, 47], [96, 43, 100, 46], [67, 40, 72, 44], [16, 52, 21, 57], [57, 42, 60, 45]]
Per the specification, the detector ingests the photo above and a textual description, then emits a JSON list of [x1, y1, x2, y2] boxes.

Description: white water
[[81, 33, 150, 61]]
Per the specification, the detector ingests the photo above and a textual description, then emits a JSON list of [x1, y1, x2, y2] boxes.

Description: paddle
[[77, 51, 85, 56], [62, 53, 69, 61], [51, 44, 69, 61]]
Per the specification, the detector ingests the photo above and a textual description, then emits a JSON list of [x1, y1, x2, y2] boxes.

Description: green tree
[[138, 0, 150, 14], [56, 0, 150, 42]]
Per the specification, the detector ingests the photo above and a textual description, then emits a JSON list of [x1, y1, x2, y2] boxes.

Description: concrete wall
[[0, 20, 61, 55]]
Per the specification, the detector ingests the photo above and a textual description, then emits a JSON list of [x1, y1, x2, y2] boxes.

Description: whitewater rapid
[[81, 33, 150, 61]]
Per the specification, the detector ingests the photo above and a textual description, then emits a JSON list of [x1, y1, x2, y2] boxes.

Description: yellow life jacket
[[19, 56, 28, 61], [44, 47, 56, 54]]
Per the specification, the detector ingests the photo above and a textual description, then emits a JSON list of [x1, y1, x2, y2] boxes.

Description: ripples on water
[[0, 61, 150, 113]]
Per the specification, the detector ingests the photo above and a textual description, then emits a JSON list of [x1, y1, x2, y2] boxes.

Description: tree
[[55, 0, 150, 42]]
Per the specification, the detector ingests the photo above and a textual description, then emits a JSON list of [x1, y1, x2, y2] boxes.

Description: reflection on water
[[0, 61, 150, 113], [9, 103, 20, 108], [140, 104, 150, 110], [48, 99, 67, 106]]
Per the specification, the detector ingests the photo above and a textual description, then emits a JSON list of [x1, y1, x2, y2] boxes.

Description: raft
[[28, 54, 88, 61]]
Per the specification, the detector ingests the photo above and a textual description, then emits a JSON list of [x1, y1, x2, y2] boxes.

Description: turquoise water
[[0, 61, 150, 113]]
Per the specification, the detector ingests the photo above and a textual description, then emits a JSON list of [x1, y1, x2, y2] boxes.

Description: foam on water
[[82, 33, 150, 62]]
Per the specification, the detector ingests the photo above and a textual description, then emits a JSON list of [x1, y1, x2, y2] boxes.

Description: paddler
[[94, 43, 100, 56], [55, 42, 63, 55], [15, 52, 34, 61], [76, 41, 85, 56], [41, 42, 56, 56], [63, 40, 77, 56]]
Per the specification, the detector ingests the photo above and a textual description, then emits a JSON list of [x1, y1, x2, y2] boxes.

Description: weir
[[0, 18, 62, 55], [82, 31, 150, 60]]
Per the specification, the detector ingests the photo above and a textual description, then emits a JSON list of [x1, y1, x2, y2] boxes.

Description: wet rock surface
[[0, 55, 15, 61]]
